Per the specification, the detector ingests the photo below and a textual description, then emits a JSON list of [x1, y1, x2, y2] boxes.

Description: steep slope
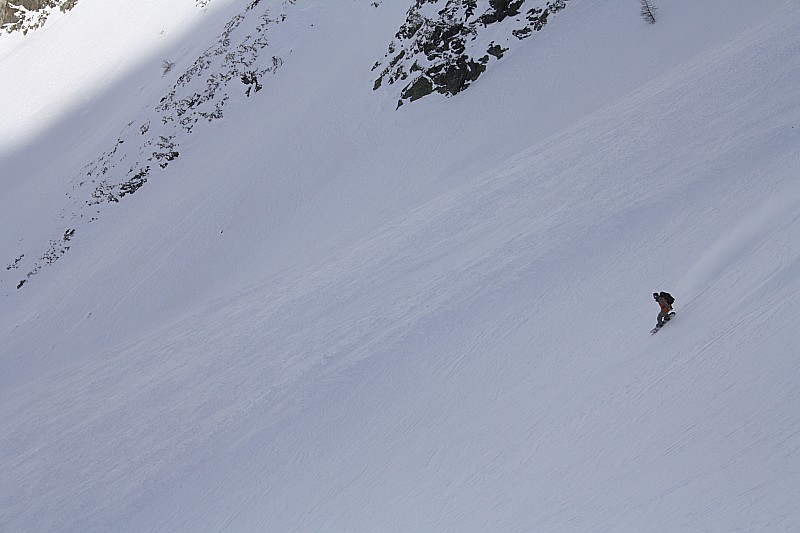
[[1, 0, 799, 530]]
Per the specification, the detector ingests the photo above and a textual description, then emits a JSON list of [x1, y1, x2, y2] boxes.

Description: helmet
[[653, 292, 659, 299]]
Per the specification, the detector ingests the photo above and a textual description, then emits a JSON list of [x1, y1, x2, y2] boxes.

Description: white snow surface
[[1, 0, 800, 530]]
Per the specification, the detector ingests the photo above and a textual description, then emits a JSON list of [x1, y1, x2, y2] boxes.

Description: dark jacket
[[656, 295, 672, 313]]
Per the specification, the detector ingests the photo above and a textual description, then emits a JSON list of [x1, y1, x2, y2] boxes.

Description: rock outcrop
[[1, 0, 77, 34], [373, 0, 569, 107]]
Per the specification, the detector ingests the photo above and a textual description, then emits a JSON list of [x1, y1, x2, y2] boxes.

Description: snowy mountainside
[[1, 0, 800, 530], [3, 0, 296, 290], [1, 0, 577, 292]]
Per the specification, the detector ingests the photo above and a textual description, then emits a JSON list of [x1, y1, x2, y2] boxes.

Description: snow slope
[[1, 0, 799, 530]]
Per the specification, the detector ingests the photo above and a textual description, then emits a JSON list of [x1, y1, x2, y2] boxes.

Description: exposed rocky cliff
[[373, 0, 569, 107], [1, 0, 77, 34]]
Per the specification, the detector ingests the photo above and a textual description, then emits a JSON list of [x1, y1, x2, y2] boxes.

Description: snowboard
[[650, 312, 676, 334]]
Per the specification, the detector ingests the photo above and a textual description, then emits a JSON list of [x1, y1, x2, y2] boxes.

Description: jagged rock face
[[0, 0, 30, 28], [373, 0, 569, 107], [1, 0, 77, 34]]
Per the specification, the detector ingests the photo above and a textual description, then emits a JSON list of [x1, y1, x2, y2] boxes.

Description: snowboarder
[[653, 291, 674, 328]]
